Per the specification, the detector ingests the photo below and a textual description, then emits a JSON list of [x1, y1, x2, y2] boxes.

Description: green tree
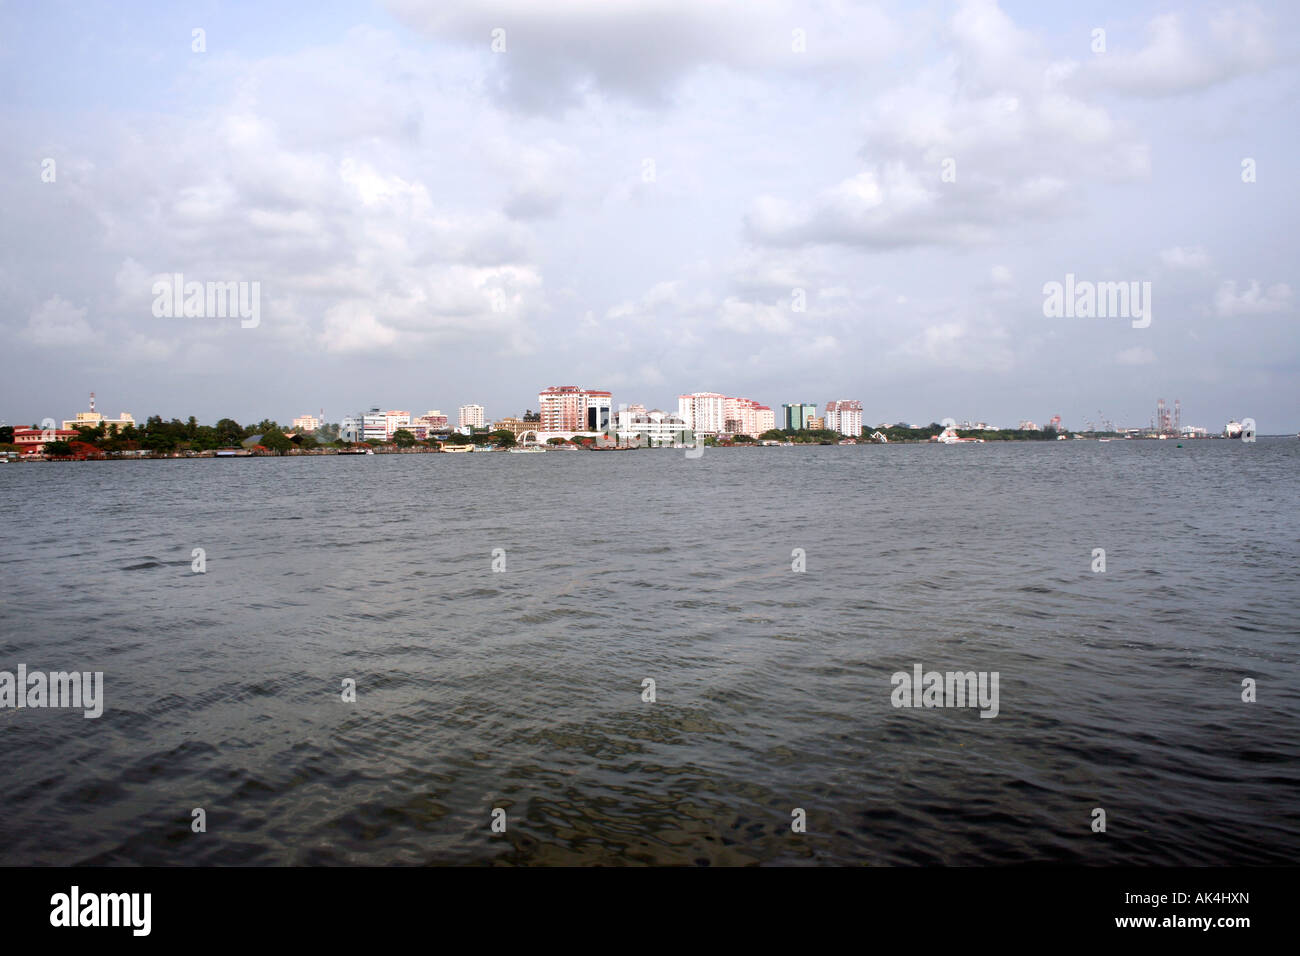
[[215, 418, 243, 446], [392, 428, 416, 447], [259, 427, 293, 454], [43, 440, 75, 457], [488, 429, 517, 447]]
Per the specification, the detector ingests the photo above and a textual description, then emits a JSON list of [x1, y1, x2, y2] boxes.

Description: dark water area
[[1, 439, 1297, 865]]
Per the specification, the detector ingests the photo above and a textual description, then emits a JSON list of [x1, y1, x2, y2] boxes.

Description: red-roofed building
[[13, 427, 80, 457]]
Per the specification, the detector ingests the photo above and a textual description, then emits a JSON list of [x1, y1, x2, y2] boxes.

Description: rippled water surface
[[2, 439, 1297, 865]]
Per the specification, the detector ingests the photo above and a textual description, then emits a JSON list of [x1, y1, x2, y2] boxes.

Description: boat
[[509, 446, 545, 454], [932, 427, 984, 444]]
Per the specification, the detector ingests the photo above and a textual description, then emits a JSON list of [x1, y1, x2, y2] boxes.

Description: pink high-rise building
[[538, 386, 613, 432], [680, 393, 773, 435]]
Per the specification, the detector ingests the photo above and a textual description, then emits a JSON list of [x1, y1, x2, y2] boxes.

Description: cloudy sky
[[2, 0, 1296, 431]]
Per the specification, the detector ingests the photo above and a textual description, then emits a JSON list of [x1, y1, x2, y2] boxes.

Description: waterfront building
[[458, 405, 485, 429], [492, 417, 535, 437], [538, 386, 613, 432], [291, 414, 322, 433], [384, 410, 412, 438], [612, 408, 690, 445], [808, 416, 825, 430], [675, 393, 774, 436], [14, 427, 81, 456], [414, 410, 449, 431], [340, 407, 389, 443], [61, 393, 135, 433], [677, 392, 726, 435], [824, 400, 863, 436], [783, 403, 817, 431]]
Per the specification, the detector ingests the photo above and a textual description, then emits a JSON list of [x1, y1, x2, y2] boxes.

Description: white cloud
[[1214, 279, 1292, 317], [1086, 8, 1278, 98], [1116, 346, 1157, 366], [1160, 246, 1211, 271], [747, 0, 1149, 252], [23, 296, 97, 346], [385, 0, 899, 112]]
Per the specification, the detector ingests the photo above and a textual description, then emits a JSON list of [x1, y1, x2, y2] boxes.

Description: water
[[2, 439, 1297, 865]]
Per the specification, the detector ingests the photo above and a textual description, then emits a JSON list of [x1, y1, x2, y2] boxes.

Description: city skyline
[[10, 386, 1252, 437], [3, 1, 1296, 431]]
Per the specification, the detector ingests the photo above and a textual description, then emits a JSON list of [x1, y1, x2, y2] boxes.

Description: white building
[[291, 414, 322, 433], [824, 400, 863, 436], [384, 410, 411, 437], [458, 404, 485, 429], [613, 407, 690, 445], [677, 393, 773, 436], [677, 392, 727, 435], [341, 407, 389, 443]]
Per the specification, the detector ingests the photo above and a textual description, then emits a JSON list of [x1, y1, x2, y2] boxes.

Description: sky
[[1, 0, 1297, 432]]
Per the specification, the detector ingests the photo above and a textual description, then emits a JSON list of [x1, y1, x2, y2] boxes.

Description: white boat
[[509, 446, 545, 454], [933, 427, 984, 444]]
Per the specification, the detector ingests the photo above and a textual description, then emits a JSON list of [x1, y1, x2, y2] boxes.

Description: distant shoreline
[[5, 433, 1278, 462]]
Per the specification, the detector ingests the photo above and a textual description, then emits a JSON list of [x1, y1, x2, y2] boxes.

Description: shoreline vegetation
[[0, 417, 1231, 462]]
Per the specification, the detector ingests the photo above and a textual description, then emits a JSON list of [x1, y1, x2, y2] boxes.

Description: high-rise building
[[823, 400, 863, 436], [677, 392, 726, 434], [782, 403, 816, 431], [675, 393, 774, 435], [458, 405, 485, 429], [538, 386, 612, 432], [291, 414, 322, 433]]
